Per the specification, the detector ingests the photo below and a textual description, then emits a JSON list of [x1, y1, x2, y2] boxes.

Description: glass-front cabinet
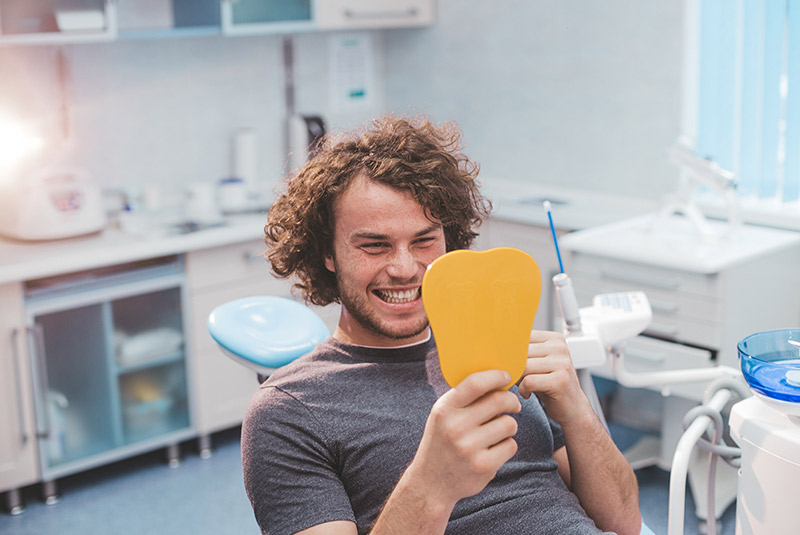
[[220, 0, 313, 35], [0, 0, 117, 44], [24, 257, 193, 484]]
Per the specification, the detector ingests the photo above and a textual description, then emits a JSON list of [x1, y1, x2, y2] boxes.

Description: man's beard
[[335, 271, 430, 342]]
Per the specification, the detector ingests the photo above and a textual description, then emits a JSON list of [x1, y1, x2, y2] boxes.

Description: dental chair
[[208, 295, 330, 382]]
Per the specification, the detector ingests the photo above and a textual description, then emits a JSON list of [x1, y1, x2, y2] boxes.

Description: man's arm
[[369, 369, 521, 535], [518, 331, 641, 535]]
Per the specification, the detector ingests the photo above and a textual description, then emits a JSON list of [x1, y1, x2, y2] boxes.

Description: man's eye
[[415, 237, 436, 247], [362, 243, 388, 252]]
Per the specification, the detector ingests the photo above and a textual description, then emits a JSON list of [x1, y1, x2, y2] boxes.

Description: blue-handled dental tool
[[543, 200, 564, 274]]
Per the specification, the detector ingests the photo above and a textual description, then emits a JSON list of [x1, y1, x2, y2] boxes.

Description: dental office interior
[[2, 1, 800, 534]]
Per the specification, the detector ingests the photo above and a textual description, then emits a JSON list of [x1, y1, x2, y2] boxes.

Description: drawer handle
[[626, 348, 666, 363], [645, 322, 680, 338], [648, 298, 679, 314], [344, 8, 419, 20], [10, 329, 29, 445], [599, 267, 681, 291], [28, 324, 53, 440]]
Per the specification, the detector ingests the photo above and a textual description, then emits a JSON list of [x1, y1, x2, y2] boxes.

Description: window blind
[[696, 0, 800, 202]]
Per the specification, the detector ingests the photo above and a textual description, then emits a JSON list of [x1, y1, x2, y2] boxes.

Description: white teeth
[[375, 288, 420, 303]]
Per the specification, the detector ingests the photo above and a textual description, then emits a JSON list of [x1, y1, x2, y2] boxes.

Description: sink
[[167, 220, 228, 235]]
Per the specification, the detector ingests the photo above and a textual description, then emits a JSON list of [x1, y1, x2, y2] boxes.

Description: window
[[690, 0, 800, 205]]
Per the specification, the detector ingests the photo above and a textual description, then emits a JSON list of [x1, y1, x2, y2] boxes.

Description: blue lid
[[738, 329, 800, 403]]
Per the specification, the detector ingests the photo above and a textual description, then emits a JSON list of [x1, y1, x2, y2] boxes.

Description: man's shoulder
[[255, 338, 354, 395]]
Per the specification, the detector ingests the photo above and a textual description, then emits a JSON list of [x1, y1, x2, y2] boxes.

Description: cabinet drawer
[[570, 253, 719, 300], [591, 335, 714, 401], [572, 281, 723, 349], [185, 240, 271, 290], [317, 0, 435, 29]]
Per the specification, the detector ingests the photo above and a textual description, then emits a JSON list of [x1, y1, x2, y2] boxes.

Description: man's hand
[[517, 330, 593, 426], [410, 369, 521, 505], [370, 370, 521, 534]]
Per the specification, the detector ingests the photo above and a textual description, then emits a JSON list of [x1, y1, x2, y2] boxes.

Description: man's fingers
[[476, 389, 521, 421], [444, 369, 512, 408], [470, 413, 519, 449]]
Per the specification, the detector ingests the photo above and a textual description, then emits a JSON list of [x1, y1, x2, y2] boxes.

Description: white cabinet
[[563, 220, 800, 401], [0, 282, 39, 515], [0, 0, 434, 44], [0, 0, 116, 45], [116, 0, 220, 39], [185, 240, 283, 443], [185, 239, 339, 452], [221, 0, 434, 36], [23, 258, 194, 484]]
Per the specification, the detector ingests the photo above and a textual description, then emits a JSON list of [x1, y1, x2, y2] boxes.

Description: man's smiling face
[[325, 174, 446, 347]]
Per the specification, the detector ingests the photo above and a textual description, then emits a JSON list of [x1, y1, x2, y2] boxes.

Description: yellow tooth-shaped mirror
[[422, 247, 541, 389]]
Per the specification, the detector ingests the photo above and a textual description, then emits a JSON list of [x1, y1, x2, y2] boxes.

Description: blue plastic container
[[738, 328, 800, 404]]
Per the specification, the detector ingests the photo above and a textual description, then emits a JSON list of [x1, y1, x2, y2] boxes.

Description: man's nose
[[386, 248, 419, 279]]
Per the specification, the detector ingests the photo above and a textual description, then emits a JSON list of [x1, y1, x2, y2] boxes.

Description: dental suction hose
[[667, 378, 749, 535]]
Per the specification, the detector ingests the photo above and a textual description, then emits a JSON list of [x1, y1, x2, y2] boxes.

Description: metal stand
[[42, 480, 60, 505], [166, 443, 181, 468], [198, 434, 213, 459], [4, 489, 25, 515]]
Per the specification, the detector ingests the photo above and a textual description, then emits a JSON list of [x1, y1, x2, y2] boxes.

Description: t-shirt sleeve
[[531, 393, 566, 451], [548, 412, 566, 451], [241, 385, 356, 535]]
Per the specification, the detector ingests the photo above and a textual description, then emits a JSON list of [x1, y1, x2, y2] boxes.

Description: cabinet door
[[0, 0, 117, 45], [27, 279, 192, 479], [316, 0, 435, 30], [186, 241, 287, 434], [220, 0, 313, 35], [0, 283, 39, 494], [186, 240, 338, 434], [117, 0, 220, 39]]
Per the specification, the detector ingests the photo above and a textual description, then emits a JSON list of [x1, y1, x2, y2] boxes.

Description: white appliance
[[0, 166, 106, 241], [730, 329, 800, 535]]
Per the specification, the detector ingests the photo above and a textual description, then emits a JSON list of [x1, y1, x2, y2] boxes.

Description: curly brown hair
[[265, 115, 492, 306]]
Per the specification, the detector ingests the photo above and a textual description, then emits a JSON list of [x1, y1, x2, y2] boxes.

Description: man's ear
[[324, 255, 335, 273]]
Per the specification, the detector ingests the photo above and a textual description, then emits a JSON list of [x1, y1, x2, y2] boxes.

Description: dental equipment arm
[[654, 137, 740, 239]]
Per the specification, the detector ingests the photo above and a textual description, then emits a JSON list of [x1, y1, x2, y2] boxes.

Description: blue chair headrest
[[208, 296, 330, 375]]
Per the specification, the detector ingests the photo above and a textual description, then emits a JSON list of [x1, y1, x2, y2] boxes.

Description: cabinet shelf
[[116, 351, 185, 375]]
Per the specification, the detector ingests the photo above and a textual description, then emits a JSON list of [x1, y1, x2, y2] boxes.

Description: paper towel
[[233, 128, 257, 191]]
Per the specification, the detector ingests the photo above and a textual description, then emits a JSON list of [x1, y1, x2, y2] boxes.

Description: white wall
[[0, 31, 385, 198], [0, 1, 685, 203], [383, 0, 685, 199]]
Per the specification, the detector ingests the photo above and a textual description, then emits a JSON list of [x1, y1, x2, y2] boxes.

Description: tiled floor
[[0, 425, 735, 535]]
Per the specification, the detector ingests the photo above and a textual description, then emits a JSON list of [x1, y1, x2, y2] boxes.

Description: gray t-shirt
[[241, 336, 610, 535]]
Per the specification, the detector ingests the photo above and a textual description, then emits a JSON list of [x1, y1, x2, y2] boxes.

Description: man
[[241, 116, 641, 535]]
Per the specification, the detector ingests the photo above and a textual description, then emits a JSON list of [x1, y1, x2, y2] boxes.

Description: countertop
[[0, 180, 658, 286], [0, 214, 268, 285], [561, 213, 800, 273], [479, 179, 657, 230]]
